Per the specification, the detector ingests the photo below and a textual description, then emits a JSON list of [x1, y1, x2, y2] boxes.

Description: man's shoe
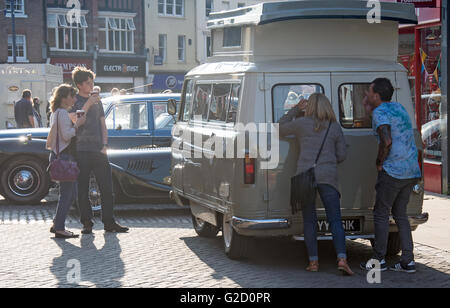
[[81, 225, 93, 235], [360, 259, 387, 272], [390, 261, 416, 273], [104, 223, 129, 233]]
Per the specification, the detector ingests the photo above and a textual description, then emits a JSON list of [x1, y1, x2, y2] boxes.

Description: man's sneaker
[[104, 223, 129, 233], [81, 225, 93, 235], [389, 261, 416, 273], [360, 259, 387, 272]]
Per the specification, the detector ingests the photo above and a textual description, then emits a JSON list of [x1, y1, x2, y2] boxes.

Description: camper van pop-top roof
[[205, 0, 418, 63]]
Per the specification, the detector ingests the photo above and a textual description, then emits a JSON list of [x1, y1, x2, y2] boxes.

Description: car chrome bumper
[[390, 213, 429, 226], [232, 217, 290, 230]]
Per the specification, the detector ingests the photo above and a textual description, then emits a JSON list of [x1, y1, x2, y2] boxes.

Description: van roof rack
[[207, 0, 418, 29]]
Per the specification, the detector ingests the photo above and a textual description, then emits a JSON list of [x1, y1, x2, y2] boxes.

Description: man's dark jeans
[[373, 170, 419, 265], [77, 151, 115, 227]]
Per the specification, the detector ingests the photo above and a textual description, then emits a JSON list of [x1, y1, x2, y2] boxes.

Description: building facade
[[145, 0, 197, 93]]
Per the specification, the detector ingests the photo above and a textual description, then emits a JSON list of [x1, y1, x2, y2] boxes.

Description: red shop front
[[398, 1, 443, 193]]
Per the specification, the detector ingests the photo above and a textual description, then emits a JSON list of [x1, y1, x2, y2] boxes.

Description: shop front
[[95, 57, 148, 94], [149, 73, 185, 93], [50, 58, 93, 84]]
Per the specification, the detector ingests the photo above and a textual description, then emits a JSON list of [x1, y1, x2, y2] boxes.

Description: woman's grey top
[[278, 108, 347, 192]]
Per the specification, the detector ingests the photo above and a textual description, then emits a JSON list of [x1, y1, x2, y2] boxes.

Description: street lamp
[[4, 0, 18, 63]]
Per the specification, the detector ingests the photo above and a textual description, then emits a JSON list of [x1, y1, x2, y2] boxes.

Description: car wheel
[[222, 214, 249, 260], [89, 173, 102, 212], [192, 215, 220, 238], [1, 156, 50, 205], [386, 232, 402, 256]]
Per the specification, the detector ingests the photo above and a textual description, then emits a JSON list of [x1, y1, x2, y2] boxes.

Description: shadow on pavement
[[50, 233, 124, 288]]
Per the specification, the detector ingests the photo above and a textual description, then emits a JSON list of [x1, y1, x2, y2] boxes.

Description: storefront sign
[[151, 74, 185, 91], [396, 0, 437, 8], [8, 86, 19, 92], [97, 58, 146, 77], [50, 58, 93, 79], [0, 66, 38, 76]]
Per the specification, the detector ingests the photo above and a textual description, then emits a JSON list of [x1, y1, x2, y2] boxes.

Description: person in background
[[278, 93, 353, 275], [120, 89, 127, 96], [361, 78, 422, 274], [46, 84, 87, 239], [111, 88, 120, 96], [33, 97, 43, 128], [14, 89, 35, 128]]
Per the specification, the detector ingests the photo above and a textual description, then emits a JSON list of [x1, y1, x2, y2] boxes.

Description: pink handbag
[[48, 111, 80, 182]]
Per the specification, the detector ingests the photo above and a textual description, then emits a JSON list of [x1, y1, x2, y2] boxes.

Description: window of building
[[206, 0, 213, 16], [338, 83, 372, 129], [5, 0, 24, 14], [223, 27, 241, 47], [178, 35, 186, 62], [158, 0, 184, 17], [159, 34, 167, 63], [222, 1, 230, 10], [237, 3, 246, 8], [272, 84, 324, 122], [7, 34, 27, 62], [98, 16, 135, 53], [47, 13, 87, 52]]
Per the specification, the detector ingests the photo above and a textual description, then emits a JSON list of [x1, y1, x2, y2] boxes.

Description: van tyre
[[222, 215, 249, 260], [1, 157, 50, 205], [192, 215, 220, 238], [387, 232, 402, 256]]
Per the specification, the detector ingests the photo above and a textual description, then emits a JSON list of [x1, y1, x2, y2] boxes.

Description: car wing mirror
[[167, 99, 177, 123]]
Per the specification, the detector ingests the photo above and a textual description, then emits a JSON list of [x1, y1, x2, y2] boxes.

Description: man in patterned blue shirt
[[361, 78, 421, 274]]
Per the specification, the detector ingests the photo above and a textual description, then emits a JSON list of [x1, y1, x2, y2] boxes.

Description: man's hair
[[371, 78, 394, 102], [33, 97, 40, 103], [22, 89, 32, 99], [72, 66, 95, 88]]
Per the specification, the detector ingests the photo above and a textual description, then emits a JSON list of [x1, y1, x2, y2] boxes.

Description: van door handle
[[137, 133, 152, 136]]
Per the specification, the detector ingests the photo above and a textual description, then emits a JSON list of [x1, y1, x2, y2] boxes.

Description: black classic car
[[0, 94, 179, 208]]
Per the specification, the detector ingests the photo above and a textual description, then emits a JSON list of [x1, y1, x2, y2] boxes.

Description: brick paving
[[0, 203, 449, 288]]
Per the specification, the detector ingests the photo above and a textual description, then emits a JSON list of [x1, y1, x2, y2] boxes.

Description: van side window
[[339, 84, 372, 129], [227, 83, 241, 124], [272, 84, 324, 122], [180, 79, 194, 121], [191, 84, 212, 121], [209, 83, 231, 122]]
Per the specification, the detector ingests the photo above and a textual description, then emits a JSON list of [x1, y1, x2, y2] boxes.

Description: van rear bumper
[[232, 216, 290, 230]]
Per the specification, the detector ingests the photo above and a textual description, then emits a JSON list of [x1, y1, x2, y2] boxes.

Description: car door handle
[[137, 133, 152, 136]]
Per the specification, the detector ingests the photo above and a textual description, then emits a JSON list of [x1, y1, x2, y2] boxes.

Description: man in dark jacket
[[14, 90, 35, 128]]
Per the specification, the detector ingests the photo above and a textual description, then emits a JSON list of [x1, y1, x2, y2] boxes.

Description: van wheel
[[1, 157, 50, 205], [222, 215, 249, 260], [192, 215, 219, 238], [387, 232, 402, 256]]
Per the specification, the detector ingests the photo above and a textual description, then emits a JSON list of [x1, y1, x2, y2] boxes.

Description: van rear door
[[330, 72, 397, 215], [266, 73, 331, 217]]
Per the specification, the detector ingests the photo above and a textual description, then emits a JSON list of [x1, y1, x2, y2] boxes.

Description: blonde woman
[[46, 85, 87, 239], [279, 93, 353, 275]]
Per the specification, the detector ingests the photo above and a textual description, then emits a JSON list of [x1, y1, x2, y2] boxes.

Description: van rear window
[[272, 84, 324, 122], [339, 83, 372, 129]]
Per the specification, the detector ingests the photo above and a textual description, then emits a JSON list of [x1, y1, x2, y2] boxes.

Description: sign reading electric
[[97, 58, 146, 77]]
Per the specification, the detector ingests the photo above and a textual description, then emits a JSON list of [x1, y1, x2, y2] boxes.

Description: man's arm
[[376, 124, 392, 171], [28, 115, 35, 128], [100, 116, 108, 155]]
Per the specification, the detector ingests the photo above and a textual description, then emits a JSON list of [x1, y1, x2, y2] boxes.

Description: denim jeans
[[302, 184, 347, 261], [373, 170, 418, 265], [76, 151, 115, 227], [50, 153, 78, 231]]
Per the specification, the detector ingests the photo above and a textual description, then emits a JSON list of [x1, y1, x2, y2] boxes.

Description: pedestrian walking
[[279, 93, 353, 275], [69, 66, 129, 234], [14, 90, 35, 128], [33, 97, 43, 128], [361, 78, 422, 273], [46, 84, 87, 239]]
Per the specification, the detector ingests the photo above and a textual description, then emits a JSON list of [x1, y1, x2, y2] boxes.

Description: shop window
[[339, 83, 372, 129], [272, 84, 324, 122]]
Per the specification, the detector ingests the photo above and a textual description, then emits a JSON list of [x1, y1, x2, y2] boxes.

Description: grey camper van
[[170, 0, 429, 259]]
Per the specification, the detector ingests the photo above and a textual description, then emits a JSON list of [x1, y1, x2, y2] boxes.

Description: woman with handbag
[[279, 93, 353, 275], [46, 84, 86, 239]]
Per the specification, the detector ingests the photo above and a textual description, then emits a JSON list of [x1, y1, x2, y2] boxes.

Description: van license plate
[[317, 219, 361, 232]]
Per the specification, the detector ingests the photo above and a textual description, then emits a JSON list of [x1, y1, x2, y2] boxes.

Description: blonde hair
[[305, 93, 336, 131], [50, 84, 77, 112]]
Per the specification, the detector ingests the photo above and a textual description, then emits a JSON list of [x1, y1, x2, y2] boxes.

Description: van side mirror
[[167, 99, 177, 116]]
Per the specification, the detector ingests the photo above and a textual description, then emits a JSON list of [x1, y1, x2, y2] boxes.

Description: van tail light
[[244, 154, 255, 184]]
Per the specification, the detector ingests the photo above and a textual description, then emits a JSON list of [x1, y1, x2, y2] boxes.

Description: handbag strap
[[314, 121, 332, 167], [55, 110, 60, 158]]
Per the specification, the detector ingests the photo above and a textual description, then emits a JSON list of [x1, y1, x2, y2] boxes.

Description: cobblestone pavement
[[0, 202, 449, 288]]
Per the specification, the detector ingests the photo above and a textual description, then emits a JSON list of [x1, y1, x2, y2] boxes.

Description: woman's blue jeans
[[302, 184, 347, 261], [50, 153, 78, 231]]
